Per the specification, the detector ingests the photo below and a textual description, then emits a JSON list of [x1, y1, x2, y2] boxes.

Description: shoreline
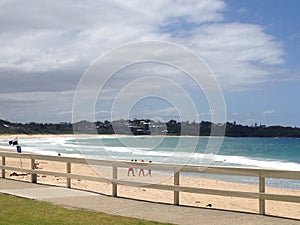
[[1, 141, 300, 192], [0, 134, 115, 139], [1, 134, 300, 192], [1, 134, 300, 139]]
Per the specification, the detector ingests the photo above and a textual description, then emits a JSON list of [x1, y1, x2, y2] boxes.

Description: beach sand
[[0, 134, 98, 140], [1, 152, 300, 220], [0, 134, 130, 139]]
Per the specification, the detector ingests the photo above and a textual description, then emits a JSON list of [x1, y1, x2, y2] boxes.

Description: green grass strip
[[0, 194, 172, 225]]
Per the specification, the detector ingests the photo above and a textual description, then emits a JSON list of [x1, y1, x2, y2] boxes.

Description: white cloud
[[262, 109, 275, 116], [0, 1, 283, 84], [175, 22, 283, 89], [0, 0, 287, 122], [289, 31, 300, 40], [0, 0, 225, 71], [232, 112, 239, 116]]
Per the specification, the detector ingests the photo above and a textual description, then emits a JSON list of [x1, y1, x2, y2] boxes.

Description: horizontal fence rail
[[1, 151, 300, 216]]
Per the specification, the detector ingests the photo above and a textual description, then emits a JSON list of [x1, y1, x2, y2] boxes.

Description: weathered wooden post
[[67, 162, 71, 188], [112, 165, 118, 197], [259, 176, 265, 215], [1, 156, 5, 178], [174, 171, 180, 205], [31, 158, 37, 183]]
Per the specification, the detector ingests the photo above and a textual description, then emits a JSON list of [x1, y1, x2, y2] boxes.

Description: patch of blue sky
[[159, 17, 202, 38]]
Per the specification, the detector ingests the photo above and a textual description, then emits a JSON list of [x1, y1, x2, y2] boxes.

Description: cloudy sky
[[0, 0, 299, 126]]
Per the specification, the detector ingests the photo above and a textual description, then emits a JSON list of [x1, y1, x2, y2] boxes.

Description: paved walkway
[[1, 179, 300, 225]]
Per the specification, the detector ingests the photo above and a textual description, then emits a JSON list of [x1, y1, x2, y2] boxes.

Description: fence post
[[31, 158, 37, 183], [259, 176, 265, 215], [1, 156, 5, 178], [67, 162, 71, 188], [112, 165, 118, 197], [174, 171, 180, 205]]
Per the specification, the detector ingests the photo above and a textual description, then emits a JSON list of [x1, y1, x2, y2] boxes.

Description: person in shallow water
[[128, 159, 135, 176], [139, 159, 145, 176], [146, 160, 152, 177], [134, 159, 138, 173]]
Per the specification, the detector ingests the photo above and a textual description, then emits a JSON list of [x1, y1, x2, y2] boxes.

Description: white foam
[[2, 136, 299, 172], [214, 155, 300, 171], [103, 146, 132, 153]]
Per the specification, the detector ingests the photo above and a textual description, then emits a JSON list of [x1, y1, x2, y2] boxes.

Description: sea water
[[1, 136, 299, 189]]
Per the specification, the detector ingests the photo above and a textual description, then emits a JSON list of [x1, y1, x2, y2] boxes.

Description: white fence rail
[[1, 151, 300, 215]]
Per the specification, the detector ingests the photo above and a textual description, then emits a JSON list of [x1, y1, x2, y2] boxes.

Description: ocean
[[1, 136, 300, 189]]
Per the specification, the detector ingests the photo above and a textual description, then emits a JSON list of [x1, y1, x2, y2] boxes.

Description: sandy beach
[[0, 134, 99, 140], [1, 147, 300, 220]]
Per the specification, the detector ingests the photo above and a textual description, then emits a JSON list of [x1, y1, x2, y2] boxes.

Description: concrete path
[[1, 178, 300, 225]]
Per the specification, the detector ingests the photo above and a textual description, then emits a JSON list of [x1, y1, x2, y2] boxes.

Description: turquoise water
[[1, 136, 300, 189]]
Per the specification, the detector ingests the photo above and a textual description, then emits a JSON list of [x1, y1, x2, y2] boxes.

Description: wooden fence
[[1, 151, 300, 215]]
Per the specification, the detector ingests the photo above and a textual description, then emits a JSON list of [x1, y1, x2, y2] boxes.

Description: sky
[[0, 0, 299, 127]]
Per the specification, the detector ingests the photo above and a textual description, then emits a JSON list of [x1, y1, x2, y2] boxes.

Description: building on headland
[[129, 119, 151, 135]]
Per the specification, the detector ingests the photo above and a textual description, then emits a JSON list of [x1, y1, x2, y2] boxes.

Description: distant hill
[[0, 119, 73, 135], [1, 119, 300, 138]]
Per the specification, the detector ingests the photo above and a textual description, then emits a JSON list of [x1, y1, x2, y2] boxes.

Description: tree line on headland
[[1, 118, 300, 138]]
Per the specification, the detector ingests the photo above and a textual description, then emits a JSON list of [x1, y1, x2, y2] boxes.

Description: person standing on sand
[[139, 159, 145, 176], [128, 159, 135, 176], [146, 160, 152, 177]]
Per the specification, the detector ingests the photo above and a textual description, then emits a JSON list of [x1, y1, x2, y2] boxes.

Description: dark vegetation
[[1, 118, 300, 138]]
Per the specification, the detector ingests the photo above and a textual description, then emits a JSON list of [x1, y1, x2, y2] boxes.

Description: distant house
[[129, 120, 151, 135]]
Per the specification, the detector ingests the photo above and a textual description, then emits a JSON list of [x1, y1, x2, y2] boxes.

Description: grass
[[0, 194, 172, 225]]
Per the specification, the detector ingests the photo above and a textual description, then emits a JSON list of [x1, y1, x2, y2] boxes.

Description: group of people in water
[[128, 159, 152, 177]]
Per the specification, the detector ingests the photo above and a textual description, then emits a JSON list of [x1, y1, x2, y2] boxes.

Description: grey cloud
[[0, 90, 74, 122], [0, 68, 82, 94]]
